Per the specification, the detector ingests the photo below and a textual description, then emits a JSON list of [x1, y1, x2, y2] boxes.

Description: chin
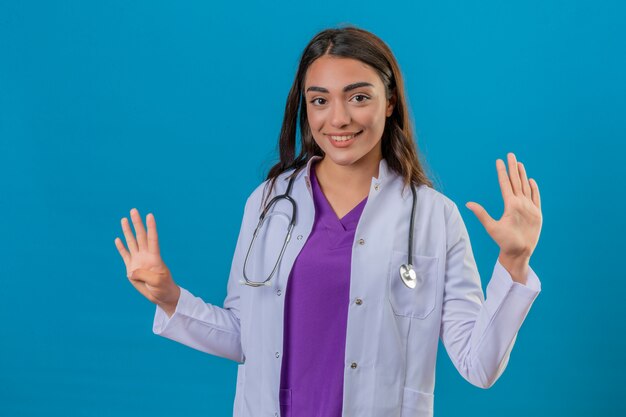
[[323, 152, 366, 167]]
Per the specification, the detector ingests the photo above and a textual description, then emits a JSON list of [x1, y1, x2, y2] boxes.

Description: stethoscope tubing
[[242, 170, 419, 289]]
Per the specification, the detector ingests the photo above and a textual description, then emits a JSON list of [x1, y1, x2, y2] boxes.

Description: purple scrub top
[[279, 161, 368, 417]]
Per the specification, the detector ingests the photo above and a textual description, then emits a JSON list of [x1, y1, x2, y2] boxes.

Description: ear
[[386, 92, 397, 117]]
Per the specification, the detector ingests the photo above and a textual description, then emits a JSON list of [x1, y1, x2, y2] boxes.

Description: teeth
[[330, 132, 359, 141]]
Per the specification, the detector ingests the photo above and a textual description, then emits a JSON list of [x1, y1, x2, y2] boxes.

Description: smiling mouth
[[328, 130, 363, 142]]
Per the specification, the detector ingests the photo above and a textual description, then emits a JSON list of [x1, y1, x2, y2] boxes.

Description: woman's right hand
[[114, 208, 181, 316]]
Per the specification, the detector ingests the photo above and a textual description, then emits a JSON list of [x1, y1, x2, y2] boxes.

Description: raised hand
[[465, 153, 543, 284], [114, 208, 180, 315]]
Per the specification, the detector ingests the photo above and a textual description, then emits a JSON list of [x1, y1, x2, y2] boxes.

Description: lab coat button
[[297, 235, 303, 240], [374, 184, 380, 191], [355, 298, 363, 305], [358, 238, 365, 245], [275, 352, 280, 358], [350, 362, 358, 369], [276, 289, 282, 296]]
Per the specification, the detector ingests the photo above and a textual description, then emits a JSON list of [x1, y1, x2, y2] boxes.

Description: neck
[[315, 152, 382, 192]]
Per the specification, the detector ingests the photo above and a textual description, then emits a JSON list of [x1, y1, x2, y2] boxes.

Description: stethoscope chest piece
[[243, 168, 422, 291], [399, 264, 418, 289]]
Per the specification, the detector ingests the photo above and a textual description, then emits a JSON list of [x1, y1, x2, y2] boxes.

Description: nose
[[329, 101, 351, 128]]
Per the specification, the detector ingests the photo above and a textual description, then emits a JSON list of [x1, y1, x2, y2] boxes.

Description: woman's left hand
[[465, 152, 543, 283]]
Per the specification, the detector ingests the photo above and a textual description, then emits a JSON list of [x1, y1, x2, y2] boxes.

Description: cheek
[[305, 111, 327, 147], [306, 108, 324, 132], [356, 107, 386, 131]]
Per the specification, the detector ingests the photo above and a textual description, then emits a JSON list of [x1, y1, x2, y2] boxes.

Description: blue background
[[1, 0, 624, 416]]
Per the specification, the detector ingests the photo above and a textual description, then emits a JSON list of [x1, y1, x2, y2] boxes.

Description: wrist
[[498, 253, 530, 285], [161, 286, 181, 318]]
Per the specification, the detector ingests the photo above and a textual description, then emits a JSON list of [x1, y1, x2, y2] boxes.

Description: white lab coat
[[153, 155, 541, 417]]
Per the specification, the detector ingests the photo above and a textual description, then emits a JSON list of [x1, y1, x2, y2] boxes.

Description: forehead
[[304, 56, 381, 90]]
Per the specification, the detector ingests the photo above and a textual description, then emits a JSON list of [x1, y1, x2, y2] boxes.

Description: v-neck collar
[[310, 161, 368, 232]]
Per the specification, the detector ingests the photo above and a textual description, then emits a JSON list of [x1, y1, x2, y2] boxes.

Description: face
[[304, 55, 394, 170]]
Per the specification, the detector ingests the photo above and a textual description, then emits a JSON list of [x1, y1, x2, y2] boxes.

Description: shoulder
[[411, 185, 467, 250], [244, 168, 300, 214], [413, 184, 461, 226], [414, 183, 457, 211]]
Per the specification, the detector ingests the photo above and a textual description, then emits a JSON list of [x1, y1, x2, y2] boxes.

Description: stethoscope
[[241, 172, 420, 289]]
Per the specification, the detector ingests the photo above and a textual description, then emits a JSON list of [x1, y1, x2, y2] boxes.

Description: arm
[[152, 191, 259, 363], [441, 152, 543, 388], [439, 202, 541, 388]]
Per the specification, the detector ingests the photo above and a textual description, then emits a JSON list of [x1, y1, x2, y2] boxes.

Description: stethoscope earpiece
[[399, 264, 418, 289]]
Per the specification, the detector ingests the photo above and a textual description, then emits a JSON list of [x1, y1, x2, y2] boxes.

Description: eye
[[310, 97, 327, 106], [351, 94, 371, 103]]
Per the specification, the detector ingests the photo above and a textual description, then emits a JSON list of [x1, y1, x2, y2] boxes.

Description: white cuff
[[152, 286, 189, 335]]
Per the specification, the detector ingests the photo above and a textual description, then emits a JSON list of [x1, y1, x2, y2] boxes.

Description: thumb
[[465, 202, 496, 231], [130, 268, 160, 287]]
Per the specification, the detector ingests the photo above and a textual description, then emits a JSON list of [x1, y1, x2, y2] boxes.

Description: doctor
[[115, 26, 543, 417]]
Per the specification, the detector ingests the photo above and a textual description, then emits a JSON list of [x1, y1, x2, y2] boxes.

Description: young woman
[[115, 26, 542, 417]]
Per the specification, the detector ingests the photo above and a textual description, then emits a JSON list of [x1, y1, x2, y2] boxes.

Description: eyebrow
[[305, 82, 375, 94]]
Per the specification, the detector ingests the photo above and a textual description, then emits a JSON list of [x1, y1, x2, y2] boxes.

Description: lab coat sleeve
[[151, 189, 260, 364], [439, 201, 541, 389]]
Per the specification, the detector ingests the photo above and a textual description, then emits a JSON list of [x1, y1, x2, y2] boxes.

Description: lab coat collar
[[293, 155, 408, 200], [297, 156, 394, 185]]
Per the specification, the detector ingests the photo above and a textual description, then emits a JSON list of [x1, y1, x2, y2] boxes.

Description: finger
[[114, 237, 131, 266], [529, 178, 541, 210], [507, 152, 522, 195], [121, 217, 138, 253], [146, 213, 161, 255], [517, 162, 531, 198], [130, 268, 160, 287], [465, 202, 497, 232], [496, 159, 513, 201], [130, 208, 148, 251]]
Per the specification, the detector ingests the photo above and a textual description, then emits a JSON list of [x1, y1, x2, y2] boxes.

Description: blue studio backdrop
[[1, 1, 624, 416]]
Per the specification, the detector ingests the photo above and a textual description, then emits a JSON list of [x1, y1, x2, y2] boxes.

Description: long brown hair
[[264, 25, 433, 205]]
